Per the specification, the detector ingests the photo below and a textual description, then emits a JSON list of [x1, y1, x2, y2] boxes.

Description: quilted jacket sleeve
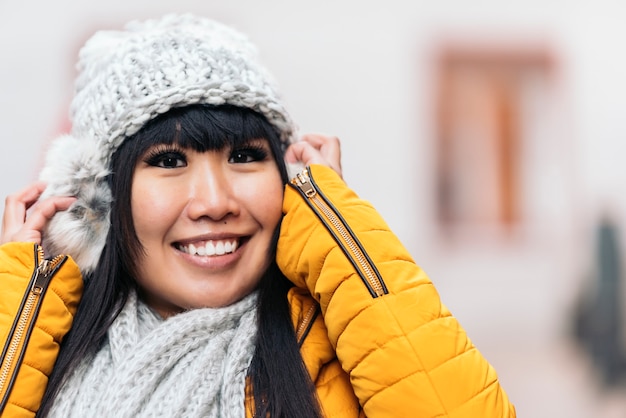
[[0, 242, 83, 418], [276, 165, 516, 418]]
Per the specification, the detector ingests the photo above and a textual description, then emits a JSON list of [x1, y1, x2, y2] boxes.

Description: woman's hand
[[285, 134, 343, 178], [1, 182, 76, 245]]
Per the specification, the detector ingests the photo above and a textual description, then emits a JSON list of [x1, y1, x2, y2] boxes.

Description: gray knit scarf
[[48, 290, 258, 418]]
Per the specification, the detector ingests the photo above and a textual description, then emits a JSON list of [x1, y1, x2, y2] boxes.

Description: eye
[[229, 144, 269, 164], [143, 146, 188, 168]]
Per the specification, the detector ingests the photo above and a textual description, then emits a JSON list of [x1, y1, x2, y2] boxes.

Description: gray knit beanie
[[38, 14, 295, 274]]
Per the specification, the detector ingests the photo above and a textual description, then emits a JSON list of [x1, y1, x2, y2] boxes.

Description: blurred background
[[2, 1, 626, 416]]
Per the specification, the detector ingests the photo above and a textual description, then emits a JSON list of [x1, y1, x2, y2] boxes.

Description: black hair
[[38, 105, 323, 418]]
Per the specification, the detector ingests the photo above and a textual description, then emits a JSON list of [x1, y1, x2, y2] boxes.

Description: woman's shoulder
[[287, 287, 362, 416]]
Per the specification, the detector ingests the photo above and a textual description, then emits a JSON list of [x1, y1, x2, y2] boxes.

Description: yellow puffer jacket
[[276, 164, 516, 417], [0, 242, 83, 418], [0, 165, 515, 418]]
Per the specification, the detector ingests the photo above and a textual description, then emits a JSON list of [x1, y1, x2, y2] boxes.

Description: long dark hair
[[38, 105, 322, 418]]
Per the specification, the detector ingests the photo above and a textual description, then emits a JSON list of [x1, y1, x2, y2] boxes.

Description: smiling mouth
[[176, 239, 240, 256]]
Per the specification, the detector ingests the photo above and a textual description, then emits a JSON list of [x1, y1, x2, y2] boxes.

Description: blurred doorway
[[434, 43, 563, 241]]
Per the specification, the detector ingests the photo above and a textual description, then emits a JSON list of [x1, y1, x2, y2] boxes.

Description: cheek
[[131, 177, 181, 239], [267, 184, 285, 226], [244, 174, 284, 227]]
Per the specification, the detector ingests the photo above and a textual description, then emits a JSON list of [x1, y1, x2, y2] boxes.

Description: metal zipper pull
[[292, 170, 317, 198], [32, 262, 50, 295]]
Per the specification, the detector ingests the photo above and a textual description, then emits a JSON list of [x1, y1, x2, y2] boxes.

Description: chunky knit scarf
[[48, 290, 258, 418]]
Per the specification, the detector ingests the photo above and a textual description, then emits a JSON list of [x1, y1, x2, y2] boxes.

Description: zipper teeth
[[293, 169, 386, 298], [38, 255, 65, 279], [296, 303, 317, 341], [312, 194, 385, 297], [0, 293, 37, 393]]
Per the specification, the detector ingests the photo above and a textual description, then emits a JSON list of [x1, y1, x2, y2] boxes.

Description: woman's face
[[130, 138, 283, 316]]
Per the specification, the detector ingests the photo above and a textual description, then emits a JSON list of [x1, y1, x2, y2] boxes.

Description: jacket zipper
[[290, 167, 388, 298], [296, 303, 319, 347], [0, 245, 67, 412]]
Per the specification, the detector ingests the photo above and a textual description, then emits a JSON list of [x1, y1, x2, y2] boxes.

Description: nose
[[186, 162, 239, 221]]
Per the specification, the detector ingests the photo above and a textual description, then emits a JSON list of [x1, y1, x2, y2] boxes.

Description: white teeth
[[206, 241, 216, 256], [179, 239, 238, 257]]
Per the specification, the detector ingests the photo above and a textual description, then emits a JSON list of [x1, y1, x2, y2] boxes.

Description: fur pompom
[[286, 161, 305, 180], [39, 135, 112, 274]]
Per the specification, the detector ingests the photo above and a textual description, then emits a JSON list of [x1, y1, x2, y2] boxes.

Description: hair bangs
[[130, 104, 282, 157]]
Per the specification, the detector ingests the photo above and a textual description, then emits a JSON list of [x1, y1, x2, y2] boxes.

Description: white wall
[[2, 1, 626, 416]]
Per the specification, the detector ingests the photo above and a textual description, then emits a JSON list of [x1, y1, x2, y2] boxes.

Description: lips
[[176, 239, 239, 256]]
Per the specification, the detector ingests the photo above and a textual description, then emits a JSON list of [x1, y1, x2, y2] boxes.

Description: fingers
[[285, 134, 343, 178], [1, 182, 76, 245], [2, 182, 47, 243], [21, 197, 77, 243], [301, 134, 341, 169]]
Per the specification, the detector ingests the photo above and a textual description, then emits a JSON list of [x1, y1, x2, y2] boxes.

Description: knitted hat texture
[[38, 14, 294, 274]]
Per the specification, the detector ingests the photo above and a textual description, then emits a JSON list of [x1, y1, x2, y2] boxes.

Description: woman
[[0, 14, 516, 417]]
